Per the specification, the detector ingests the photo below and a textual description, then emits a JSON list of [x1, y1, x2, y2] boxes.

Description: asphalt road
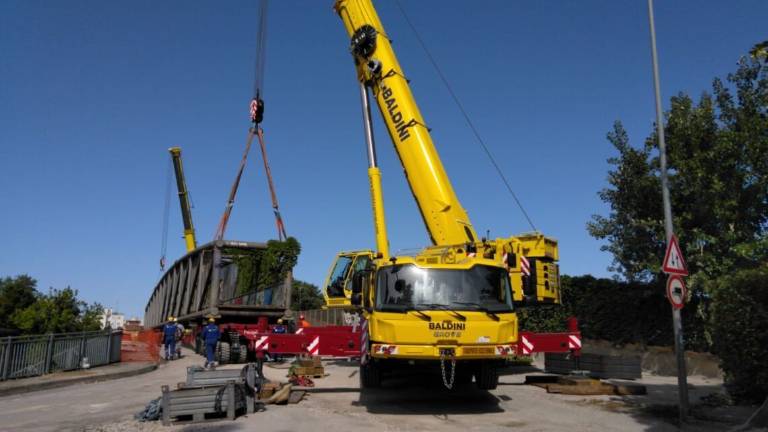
[[0, 349, 741, 432]]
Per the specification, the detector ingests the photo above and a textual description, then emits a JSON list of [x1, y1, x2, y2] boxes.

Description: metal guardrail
[[0, 330, 122, 381]]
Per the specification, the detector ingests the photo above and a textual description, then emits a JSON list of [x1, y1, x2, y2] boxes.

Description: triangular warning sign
[[662, 234, 688, 276]]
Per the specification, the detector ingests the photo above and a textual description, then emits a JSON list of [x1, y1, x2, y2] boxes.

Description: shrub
[[518, 274, 709, 351], [709, 266, 768, 403]]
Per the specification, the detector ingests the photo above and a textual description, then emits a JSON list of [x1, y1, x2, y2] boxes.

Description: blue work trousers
[[164, 339, 176, 360], [205, 342, 217, 365]]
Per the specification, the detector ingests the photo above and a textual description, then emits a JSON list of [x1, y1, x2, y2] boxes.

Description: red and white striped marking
[[307, 336, 320, 356], [495, 345, 515, 356], [374, 344, 398, 355], [568, 335, 582, 349], [295, 328, 304, 335], [360, 318, 369, 364], [521, 256, 531, 277], [520, 335, 534, 355], [253, 335, 269, 351]]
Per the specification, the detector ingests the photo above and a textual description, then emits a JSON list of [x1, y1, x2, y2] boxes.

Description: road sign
[[666, 275, 687, 309], [662, 234, 688, 275]]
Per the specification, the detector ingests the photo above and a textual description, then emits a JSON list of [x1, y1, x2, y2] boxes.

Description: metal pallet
[[161, 381, 244, 425]]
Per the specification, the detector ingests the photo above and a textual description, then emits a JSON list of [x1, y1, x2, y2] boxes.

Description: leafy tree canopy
[[0, 275, 37, 329], [291, 279, 324, 311], [588, 55, 768, 285], [1, 275, 103, 335]]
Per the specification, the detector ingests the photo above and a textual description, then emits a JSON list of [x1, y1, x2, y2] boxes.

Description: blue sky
[[1, 1, 764, 319]]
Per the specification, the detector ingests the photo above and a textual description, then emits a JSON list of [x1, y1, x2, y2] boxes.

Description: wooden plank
[[545, 383, 617, 395]]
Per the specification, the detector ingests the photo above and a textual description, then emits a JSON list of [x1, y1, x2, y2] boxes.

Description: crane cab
[[323, 251, 374, 308]]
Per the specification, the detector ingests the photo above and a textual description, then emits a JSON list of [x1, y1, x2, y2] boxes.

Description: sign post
[[647, 0, 689, 423]]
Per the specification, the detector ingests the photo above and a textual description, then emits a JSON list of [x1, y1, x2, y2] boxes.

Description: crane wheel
[[360, 361, 381, 388], [452, 370, 473, 389], [475, 361, 499, 390], [234, 346, 248, 363], [217, 341, 231, 364]]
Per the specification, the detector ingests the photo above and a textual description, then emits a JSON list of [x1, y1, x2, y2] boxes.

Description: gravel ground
[[0, 349, 757, 432]]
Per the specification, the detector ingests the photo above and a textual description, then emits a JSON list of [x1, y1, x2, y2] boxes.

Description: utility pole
[[647, 0, 689, 423]]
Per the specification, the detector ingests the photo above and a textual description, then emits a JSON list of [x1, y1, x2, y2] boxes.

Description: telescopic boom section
[[334, 0, 478, 246], [168, 147, 197, 252]]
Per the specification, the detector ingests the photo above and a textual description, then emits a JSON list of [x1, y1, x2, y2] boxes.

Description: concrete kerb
[[0, 361, 158, 397]]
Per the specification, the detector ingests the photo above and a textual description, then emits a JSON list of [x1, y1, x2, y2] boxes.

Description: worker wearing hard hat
[[202, 317, 220, 369], [162, 317, 178, 360], [273, 318, 287, 334], [174, 320, 185, 359]]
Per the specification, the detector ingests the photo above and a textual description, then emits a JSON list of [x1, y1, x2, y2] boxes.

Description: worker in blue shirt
[[203, 317, 220, 368], [162, 317, 177, 360], [272, 318, 287, 334]]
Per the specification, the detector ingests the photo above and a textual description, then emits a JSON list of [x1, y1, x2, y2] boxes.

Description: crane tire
[[475, 361, 499, 390], [234, 346, 248, 363], [360, 361, 381, 388], [217, 342, 231, 364]]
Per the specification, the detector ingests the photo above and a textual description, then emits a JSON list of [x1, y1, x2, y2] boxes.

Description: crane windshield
[[375, 264, 513, 313]]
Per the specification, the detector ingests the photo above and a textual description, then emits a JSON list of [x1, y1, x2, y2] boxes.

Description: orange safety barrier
[[121, 329, 161, 362]]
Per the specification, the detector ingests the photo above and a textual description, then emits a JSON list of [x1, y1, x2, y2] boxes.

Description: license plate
[[463, 347, 494, 355]]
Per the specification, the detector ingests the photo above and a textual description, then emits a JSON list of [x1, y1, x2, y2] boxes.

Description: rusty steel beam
[[144, 240, 290, 328]]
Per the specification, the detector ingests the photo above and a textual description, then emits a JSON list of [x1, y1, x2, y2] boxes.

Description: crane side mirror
[[351, 293, 362, 306]]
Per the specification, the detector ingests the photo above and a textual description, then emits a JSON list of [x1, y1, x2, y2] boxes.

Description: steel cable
[[159, 158, 173, 272], [393, 0, 537, 232]]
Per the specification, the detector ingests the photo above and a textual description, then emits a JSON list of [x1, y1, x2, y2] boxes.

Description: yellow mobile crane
[[169, 147, 197, 252], [325, 0, 571, 389]]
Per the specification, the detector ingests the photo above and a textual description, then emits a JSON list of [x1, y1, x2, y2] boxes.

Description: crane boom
[[168, 147, 197, 252], [335, 0, 477, 246], [327, 0, 561, 308]]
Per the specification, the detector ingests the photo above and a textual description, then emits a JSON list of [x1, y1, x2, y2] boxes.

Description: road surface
[[0, 349, 740, 432]]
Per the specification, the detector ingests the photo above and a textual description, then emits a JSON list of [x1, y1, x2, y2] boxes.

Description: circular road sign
[[666, 274, 687, 310]]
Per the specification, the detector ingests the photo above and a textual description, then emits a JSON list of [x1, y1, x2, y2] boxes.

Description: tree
[[0, 275, 38, 329], [750, 40, 768, 64], [10, 287, 103, 334], [588, 54, 768, 285], [708, 266, 768, 403], [290, 279, 324, 311]]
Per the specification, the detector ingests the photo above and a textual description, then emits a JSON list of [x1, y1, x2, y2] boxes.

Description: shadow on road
[[352, 374, 504, 415], [569, 380, 750, 432]]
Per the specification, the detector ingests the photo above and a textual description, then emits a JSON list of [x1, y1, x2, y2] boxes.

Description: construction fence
[[0, 330, 122, 381], [299, 309, 357, 327], [121, 329, 161, 363]]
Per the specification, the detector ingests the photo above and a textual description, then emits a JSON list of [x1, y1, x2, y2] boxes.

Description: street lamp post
[[647, 0, 689, 424]]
